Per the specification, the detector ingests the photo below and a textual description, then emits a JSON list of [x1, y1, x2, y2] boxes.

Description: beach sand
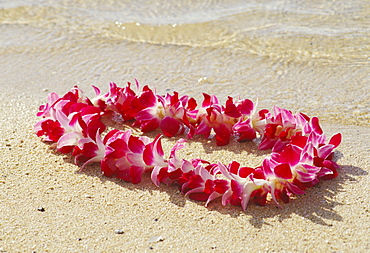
[[1, 47, 370, 252]]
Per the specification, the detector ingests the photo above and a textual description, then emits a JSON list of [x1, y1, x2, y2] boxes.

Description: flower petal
[[278, 145, 301, 166], [160, 116, 182, 137], [57, 132, 83, 149], [329, 133, 342, 148], [274, 163, 293, 179]]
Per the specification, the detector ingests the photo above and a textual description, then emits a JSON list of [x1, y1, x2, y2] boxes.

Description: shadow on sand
[[53, 120, 367, 228]]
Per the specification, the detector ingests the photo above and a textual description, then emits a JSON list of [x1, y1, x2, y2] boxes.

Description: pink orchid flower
[[91, 81, 142, 120], [232, 98, 268, 142], [101, 129, 150, 183], [55, 106, 105, 153], [261, 141, 328, 205], [181, 162, 226, 203], [101, 130, 169, 184], [192, 94, 236, 146], [34, 118, 65, 142], [310, 132, 342, 180], [259, 106, 322, 151], [217, 162, 268, 211], [135, 89, 193, 137], [149, 138, 187, 186], [36, 92, 60, 118], [35, 87, 102, 145], [72, 130, 106, 169]]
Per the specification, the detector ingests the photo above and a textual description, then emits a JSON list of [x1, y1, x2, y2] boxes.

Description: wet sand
[[1, 50, 370, 252]]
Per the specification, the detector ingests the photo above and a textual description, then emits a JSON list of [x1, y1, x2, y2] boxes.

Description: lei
[[34, 80, 342, 211]]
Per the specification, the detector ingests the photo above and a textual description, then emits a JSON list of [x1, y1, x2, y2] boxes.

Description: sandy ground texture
[[1, 69, 370, 253], [1, 0, 370, 251]]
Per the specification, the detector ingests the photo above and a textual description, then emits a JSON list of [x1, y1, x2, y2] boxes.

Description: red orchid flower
[[72, 130, 106, 169], [135, 89, 190, 137], [192, 94, 235, 146], [217, 162, 268, 211], [232, 98, 268, 142], [259, 106, 320, 151], [101, 129, 156, 184], [55, 106, 105, 153], [91, 81, 141, 120]]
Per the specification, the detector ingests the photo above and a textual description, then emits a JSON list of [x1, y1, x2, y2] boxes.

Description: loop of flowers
[[34, 80, 342, 211]]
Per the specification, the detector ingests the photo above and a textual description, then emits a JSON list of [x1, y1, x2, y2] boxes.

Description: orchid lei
[[34, 80, 342, 211]]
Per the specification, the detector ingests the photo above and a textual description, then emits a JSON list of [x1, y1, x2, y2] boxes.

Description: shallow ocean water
[[0, 0, 369, 126]]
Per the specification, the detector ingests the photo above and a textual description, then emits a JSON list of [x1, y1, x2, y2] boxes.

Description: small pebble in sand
[[37, 207, 45, 212], [115, 229, 124, 234], [147, 235, 163, 243]]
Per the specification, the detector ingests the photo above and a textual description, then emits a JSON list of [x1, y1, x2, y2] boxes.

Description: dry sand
[[1, 69, 370, 252]]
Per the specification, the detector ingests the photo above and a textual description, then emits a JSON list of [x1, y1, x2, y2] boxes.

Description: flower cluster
[[35, 81, 342, 211]]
